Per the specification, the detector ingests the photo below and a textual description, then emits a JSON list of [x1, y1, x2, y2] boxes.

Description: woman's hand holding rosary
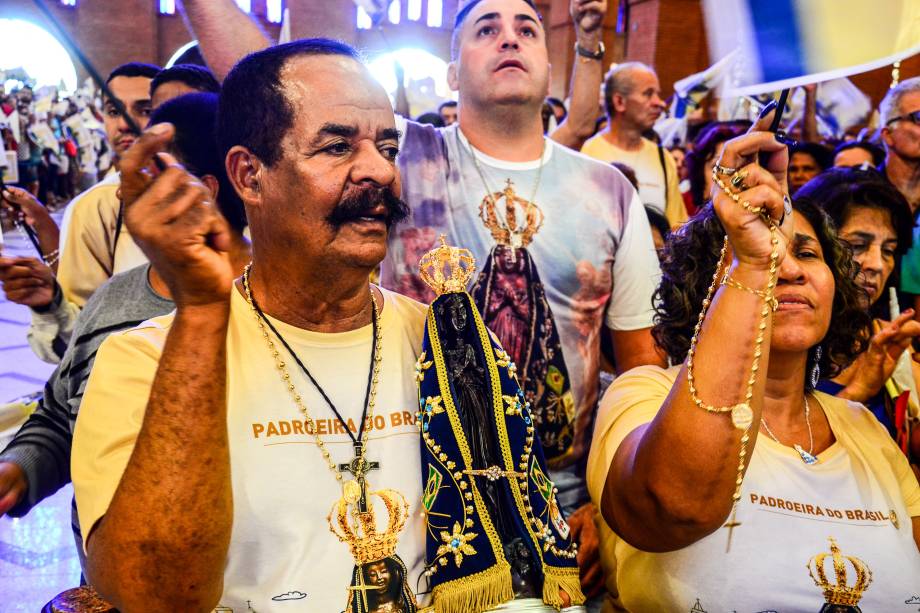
[[684, 107, 794, 549]]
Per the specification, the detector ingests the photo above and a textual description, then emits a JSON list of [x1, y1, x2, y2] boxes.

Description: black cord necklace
[[248, 281, 379, 446]]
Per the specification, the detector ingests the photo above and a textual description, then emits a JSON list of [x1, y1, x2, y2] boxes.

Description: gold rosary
[[242, 264, 382, 502], [684, 168, 782, 551]]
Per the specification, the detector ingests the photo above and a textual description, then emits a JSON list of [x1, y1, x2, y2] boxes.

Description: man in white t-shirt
[[173, 0, 663, 607], [581, 62, 687, 226], [72, 41, 427, 611]]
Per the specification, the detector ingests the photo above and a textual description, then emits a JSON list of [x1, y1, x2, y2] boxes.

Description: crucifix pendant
[[722, 507, 741, 553], [339, 441, 380, 512]]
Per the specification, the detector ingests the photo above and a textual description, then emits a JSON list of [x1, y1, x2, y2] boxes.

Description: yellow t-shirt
[[580, 135, 687, 227], [58, 172, 147, 307], [73, 286, 429, 611], [586, 365, 920, 612]]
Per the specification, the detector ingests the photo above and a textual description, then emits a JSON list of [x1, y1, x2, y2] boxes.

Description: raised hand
[[838, 310, 920, 402], [571, 0, 607, 36], [119, 123, 235, 309], [0, 257, 55, 308], [711, 104, 793, 271], [1, 185, 60, 256]]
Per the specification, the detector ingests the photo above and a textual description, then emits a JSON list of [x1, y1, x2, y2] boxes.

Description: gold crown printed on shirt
[[418, 235, 477, 296], [479, 179, 544, 249], [328, 488, 410, 565], [807, 537, 873, 606]]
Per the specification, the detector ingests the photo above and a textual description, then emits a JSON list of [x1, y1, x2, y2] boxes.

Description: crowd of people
[[0, 0, 918, 611]]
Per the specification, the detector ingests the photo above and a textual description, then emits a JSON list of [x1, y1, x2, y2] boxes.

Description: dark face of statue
[[448, 295, 469, 332], [366, 560, 391, 591]]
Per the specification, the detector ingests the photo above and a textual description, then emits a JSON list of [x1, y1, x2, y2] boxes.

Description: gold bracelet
[[721, 273, 778, 311]]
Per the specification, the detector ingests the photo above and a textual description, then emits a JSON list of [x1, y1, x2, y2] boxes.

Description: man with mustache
[[71, 40, 429, 611], [178, 0, 665, 604]]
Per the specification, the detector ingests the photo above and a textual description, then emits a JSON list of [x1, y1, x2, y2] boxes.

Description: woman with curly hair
[[585, 115, 920, 611], [797, 167, 920, 462]]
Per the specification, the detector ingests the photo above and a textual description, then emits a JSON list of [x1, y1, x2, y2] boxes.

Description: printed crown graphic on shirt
[[479, 179, 545, 249], [807, 537, 873, 606], [328, 489, 409, 565]]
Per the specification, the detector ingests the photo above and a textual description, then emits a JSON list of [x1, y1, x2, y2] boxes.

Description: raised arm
[[180, 0, 271, 80], [601, 111, 793, 552], [81, 126, 236, 610], [550, 0, 607, 150]]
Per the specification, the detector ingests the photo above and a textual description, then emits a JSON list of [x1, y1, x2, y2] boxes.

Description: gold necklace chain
[[242, 264, 383, 486], [685, 169, 781, 549], [459, 128, 547, 211]]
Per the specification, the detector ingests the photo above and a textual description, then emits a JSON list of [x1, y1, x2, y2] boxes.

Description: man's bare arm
[[87, 307, 232, 611], [551, 0, 607, 150], [180, 0, 271, 80], [84, 126, 238, 610], [609, 327, 667, 374]]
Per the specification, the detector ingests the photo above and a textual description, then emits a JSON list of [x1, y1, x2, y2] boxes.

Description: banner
[[703, 0, 920, 96]]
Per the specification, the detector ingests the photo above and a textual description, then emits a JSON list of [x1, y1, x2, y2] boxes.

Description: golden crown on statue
[[418, 235, 477, 296], [479, 179, 544, 249], [807, 537, 873, 606], [328, 489, 410, 566]]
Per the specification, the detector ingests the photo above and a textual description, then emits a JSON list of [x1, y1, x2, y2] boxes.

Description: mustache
[[324, 185, 410, 230]]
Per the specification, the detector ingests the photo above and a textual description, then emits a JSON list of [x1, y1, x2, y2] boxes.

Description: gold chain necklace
[[459, 128, 547, 214], [242, 264, 382, 504]]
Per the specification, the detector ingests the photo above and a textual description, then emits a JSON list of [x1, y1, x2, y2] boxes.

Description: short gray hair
[[603, 61, 656, 118], [880, 76, 920, 127]]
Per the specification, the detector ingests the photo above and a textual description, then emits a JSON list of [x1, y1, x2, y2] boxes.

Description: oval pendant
[[343, 479, 361, 505], [730, 403, 753, 431]]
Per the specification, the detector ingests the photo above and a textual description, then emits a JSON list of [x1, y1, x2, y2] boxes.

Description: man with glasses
[[880, 76, 920, 212], [881, 77, 920, 314]]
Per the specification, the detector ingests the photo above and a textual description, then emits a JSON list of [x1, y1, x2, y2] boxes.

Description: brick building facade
[[2, 0, 917, 111]]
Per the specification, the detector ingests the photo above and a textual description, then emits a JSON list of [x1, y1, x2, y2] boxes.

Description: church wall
[[1, 0, 917, 120]]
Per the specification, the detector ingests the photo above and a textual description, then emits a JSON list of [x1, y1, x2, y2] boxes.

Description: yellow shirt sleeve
[[57, 182, 121, 307], [72, 316, 171, 551], [586, 365, 678, 505], [663, 149, 687, 227]]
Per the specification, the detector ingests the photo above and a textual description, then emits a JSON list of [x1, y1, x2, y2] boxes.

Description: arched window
[[266, 0, 283, 23], [408, 0, 422, 21], [367, 48, 453, 116], [388, 0, 401, 24], [357, 6, 373, 29], [427, 0, 442, 27], [0, 19, 78, 92]]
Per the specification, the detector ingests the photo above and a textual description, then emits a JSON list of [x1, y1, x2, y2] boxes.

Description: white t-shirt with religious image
[[587, 365, 920, 613], [73, 286, 429, 612], [388, 120, 662, 473]]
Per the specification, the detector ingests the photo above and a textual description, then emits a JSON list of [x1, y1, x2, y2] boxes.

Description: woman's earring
[[810, 346, 822, 388]]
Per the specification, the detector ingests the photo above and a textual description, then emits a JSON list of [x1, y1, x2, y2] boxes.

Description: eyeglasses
[[886, 110, 920, 126]]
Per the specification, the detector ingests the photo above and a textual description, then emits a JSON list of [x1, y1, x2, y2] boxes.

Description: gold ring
[[730, 171, 748, 190], [714, 163, 738, 176]]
